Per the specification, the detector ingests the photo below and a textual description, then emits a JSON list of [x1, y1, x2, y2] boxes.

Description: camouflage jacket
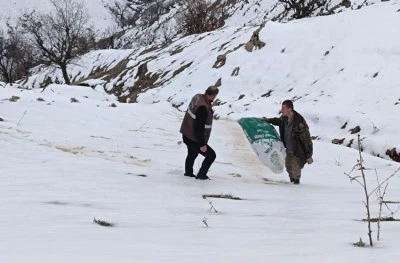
[[267, 111, 313, 167]]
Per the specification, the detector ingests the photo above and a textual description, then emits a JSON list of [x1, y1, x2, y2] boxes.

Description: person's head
[[281, 100, 294, 117], [205, 86, 219, 102]]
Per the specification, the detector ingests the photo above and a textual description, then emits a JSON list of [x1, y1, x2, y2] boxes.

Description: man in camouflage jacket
[[262, 100, 313, 184]]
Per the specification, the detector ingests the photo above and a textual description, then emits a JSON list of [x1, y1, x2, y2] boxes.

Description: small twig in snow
[[368, 167, 400, 197], [17, 110, 27, 126], [205, 198, 218, 213], [202, 217, 209, 227], [93, 217, 114, 227], [129, 121, 147, 132]]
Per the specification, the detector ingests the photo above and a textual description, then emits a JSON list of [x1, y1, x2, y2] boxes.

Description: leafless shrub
[[176, 0, 227, 35], [278, 0, 333, 20], [97, 24, 123, 49], [141, 0, 168, 26], [105, 0, 141, 28], [345, 135, 400, 247]]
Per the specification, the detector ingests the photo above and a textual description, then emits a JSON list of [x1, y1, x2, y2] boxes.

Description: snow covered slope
[[0, 0, 383, 46], [110, 0, 386, 48], [17, 1, 400, 162], [1, 84, 400, 262]]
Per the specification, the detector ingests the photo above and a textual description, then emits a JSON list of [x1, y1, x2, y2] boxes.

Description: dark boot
[[196, 145, 216, 180], [195, 174, 210, 180], [293, 179, 300, 185], [184, 173, 196, 178]]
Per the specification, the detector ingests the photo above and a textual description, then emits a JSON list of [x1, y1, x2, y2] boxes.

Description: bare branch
[[375, 169, 389, 241], [344, 172, 364, 188], [368, 167, 400, 197], [391, 205, 400, 215]]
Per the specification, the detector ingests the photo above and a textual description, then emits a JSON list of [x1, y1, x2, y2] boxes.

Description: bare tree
[[140, 0, 171, 26], [177, 0, 227, 35], [19, 0, 94, 85], [278, 0, 331, 19], [0, 30, 17, 83], [105, 0, 142, 28], [105, 0, 178, 29], [0, 23, 35, 84]]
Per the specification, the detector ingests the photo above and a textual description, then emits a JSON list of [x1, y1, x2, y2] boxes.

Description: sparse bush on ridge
[[278, 0, 332, 19], [176, 0, 227, 35], [105, 0, 141, 28]]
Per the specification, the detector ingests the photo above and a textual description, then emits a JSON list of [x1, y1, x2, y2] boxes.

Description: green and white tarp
[[237, 117, 286, 174]]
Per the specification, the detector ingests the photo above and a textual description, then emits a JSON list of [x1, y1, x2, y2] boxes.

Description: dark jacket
[[267, 111, 313, 167], [180, 94, 213, 146]]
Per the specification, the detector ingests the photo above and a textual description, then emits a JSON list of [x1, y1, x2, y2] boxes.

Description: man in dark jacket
[[180, 86, 219, 180], [262, 100, 313, 184]]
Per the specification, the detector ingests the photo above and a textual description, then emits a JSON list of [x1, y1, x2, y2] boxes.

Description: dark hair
[[205, 86, 219, 96], [282, 100, 294, 110]]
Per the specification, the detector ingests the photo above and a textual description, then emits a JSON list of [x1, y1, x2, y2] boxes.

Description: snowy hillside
[[1, 84, 400, 262], [17, 1, 400, 163], [0, 0, 114, 31], [106, 0, 385, 48], [0, 0, 383, 47]]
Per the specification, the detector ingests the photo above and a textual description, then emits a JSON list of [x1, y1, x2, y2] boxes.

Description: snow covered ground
[[1, 85, 399, 262], [1, 1, 400, 261]]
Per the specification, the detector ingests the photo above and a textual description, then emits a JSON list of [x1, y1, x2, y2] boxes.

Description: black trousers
[[183, 136, 216, 177]]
